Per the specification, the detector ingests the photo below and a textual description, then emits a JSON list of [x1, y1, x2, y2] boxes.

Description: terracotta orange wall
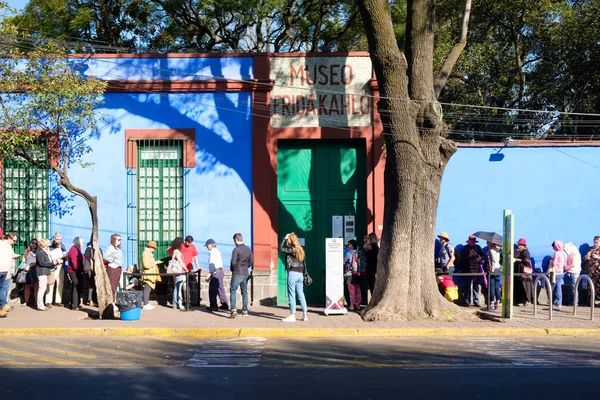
[[251, 53, 385, 271]]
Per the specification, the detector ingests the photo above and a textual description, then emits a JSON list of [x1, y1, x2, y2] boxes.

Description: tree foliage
[[438, 0, 600, 142], [0, 29, 114, 317], [2, 0, 368, 52]]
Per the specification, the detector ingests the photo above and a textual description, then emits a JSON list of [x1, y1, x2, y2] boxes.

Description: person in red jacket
[[66, 237, 85, 311], [436, 268, 458, 302]]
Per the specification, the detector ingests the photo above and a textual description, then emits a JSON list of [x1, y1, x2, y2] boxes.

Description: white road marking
[[465, 338, 577, 366], [186, 337, 265, 368]]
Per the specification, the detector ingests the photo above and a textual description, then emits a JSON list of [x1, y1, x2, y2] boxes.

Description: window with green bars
[[2, 155, 49, 255], [137, 140, 184, 261]]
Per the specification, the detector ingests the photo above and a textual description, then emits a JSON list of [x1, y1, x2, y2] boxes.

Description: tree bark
[[356, 0, 470, 321], [52, 166, 113, 318]]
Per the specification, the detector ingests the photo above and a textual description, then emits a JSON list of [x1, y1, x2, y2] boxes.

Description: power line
[[4, 29, 600, 119], [3, 38, 600, 141]]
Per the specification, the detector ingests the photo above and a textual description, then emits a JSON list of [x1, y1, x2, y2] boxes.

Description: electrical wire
[[3, 36, 600, 142]]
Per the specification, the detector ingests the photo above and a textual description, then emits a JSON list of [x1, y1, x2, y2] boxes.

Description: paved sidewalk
[[0, 301, 598, 337]]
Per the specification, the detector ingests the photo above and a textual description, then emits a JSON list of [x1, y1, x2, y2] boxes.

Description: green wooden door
[[277, 139, 366, 306], [137, 141, 184, 262]]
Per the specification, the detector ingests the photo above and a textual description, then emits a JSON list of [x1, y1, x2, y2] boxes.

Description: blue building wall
[[50, 56, 254, 265], [437, 145, 600, 265]]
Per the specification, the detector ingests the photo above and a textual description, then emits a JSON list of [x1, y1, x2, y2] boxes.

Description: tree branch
[[434, 0, 471, 98], [51, 165, 95, 207]]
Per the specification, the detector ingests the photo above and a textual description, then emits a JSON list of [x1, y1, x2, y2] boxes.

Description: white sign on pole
[[332, 215, 343, 238], [324, 238, 347, 315]]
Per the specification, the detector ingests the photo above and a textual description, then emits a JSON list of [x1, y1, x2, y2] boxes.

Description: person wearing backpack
[[485, 242, 502, 310], [564, 242, 581, 306], [436, 232, 456, 273], [344, 240, 366, 312]]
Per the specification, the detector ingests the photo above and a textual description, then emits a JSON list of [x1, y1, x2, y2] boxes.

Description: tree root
[[362, 301, 479, 322]]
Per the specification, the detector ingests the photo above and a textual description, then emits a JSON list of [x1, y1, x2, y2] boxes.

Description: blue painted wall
[[437, 145, 600, 264], [49, 56, 254, 265]]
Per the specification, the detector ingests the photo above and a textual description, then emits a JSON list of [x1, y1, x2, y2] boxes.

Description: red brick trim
[[251, 54, 273, 271], [106, 79, 273, 93], [125, 129, 196, 168]]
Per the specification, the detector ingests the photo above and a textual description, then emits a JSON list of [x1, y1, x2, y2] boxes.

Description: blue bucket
[[121, 307, 141, 321]]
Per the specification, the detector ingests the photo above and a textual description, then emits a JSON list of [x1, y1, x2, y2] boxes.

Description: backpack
[[356, 250, 367, 273], [445, 286, 459, 301], [446, 243, 460, 266]]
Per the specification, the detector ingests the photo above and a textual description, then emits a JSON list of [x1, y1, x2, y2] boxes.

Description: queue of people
[[436, 232, 600, 311], [0, 228, 383, 320], [0, 229, 260, 317]]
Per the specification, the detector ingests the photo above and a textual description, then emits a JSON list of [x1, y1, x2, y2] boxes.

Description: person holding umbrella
[[486, 241, 502, 310], [458, 235, 484, 307]]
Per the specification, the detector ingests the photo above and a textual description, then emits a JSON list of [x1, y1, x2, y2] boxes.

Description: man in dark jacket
[[229, 233, 253, 319], [458, 235, 484, 307]]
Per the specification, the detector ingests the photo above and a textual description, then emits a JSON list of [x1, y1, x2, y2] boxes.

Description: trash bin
[[116, 290, 143, 321], [189, 272, 200, 306]]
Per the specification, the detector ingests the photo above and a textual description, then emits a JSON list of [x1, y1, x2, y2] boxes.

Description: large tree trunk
[[356, 0, 468, 321], [88, 197, 114, 318], [53, 167, 113, 318]]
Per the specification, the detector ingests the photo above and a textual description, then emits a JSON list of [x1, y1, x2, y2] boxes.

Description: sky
[[4, 0, 27, 12]]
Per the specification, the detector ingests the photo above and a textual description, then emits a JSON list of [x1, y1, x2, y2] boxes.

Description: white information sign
[[332, 215, 343, 238], [343, 215, 355, 244], [324, 238, 347, 315]]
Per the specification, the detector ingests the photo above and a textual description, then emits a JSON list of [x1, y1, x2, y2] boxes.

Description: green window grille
[[135, 140, 185, 262], [2, 154, 49, 255]]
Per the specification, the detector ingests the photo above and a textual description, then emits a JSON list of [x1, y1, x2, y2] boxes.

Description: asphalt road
[[2, 336, 600, 399]]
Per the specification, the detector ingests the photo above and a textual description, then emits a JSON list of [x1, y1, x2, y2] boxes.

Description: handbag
[[16, 270, 28, 284], [303, 260, 313, 287], [167, 259, 184, 274]]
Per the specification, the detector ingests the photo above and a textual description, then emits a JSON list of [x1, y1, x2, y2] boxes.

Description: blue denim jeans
[[172, 275, 186, 308], [287, 271, 307, 313], [230, 274, 249, 312], [552, 273, 565, 307], [0, 273, 10, 308], [465, 277, 480, 305], [566, 272, 580, 306], [489, 275, 502, 303]]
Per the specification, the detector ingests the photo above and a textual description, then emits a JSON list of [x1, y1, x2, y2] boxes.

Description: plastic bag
[[116, 290, 143, 312]]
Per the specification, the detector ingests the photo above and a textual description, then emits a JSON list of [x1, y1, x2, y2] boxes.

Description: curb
[[0, 327, 598, 338]]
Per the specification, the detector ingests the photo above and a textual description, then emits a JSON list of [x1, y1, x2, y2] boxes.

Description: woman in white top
[[169, 237, 187, 310], [103, 234, 124, 301], [564, 242, 582, 306], [486, 242, 502, 310]]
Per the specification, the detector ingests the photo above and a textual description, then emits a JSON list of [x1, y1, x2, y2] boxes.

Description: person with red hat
[[458, 235, 484, 307], [514, 238, 533, 306]]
